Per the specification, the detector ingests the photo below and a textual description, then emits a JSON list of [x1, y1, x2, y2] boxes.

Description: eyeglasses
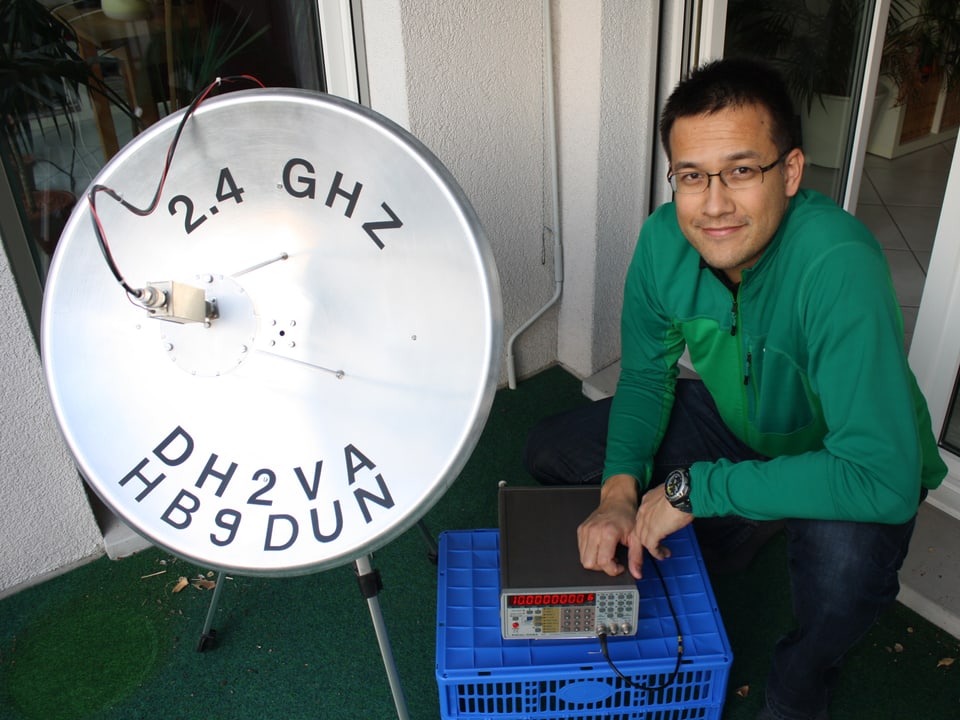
[[667, 149, 791, 194]]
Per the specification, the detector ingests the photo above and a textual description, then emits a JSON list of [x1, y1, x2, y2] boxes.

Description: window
[[1, 0, 335, 336]]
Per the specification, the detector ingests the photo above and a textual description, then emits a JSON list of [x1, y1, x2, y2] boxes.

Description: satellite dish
[[42, 88, 502, 577]]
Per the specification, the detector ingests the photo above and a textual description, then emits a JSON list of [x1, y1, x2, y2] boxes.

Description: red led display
[[507, 592, 596, 608]]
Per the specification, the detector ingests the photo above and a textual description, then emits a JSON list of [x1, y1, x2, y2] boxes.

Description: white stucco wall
[[361, 0, 410, 128], [362, 0, 659, 382], [0, 246, 103, 598], [556, 1, 659, 376], [553, 1, 601, 377], [397, 0, 557, 383]]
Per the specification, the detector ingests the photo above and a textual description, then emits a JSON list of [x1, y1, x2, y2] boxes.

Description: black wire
[[86, 75, 264, 298], [597, 552, 684, 693]]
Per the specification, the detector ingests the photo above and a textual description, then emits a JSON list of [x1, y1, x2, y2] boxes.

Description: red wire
[[88, 75, 266, 296]]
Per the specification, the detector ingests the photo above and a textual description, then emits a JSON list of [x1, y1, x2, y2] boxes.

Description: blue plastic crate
[[436, 526, 732, 720]]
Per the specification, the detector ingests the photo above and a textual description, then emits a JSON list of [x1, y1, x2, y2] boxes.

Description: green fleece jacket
[[603, 188, 946, 524]]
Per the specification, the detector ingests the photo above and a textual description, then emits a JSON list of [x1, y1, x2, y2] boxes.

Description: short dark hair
[[659, 57, 801, 160]]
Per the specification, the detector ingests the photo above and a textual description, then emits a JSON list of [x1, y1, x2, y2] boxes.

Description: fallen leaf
[[894, 643, 904, 653], [191, 578, 217, 591], [172, 576, 189, 593], [735, 685, 750, 698], [936, 657, 955, 668]]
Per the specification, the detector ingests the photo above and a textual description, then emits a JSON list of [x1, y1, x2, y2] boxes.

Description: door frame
[[656, 0, 890, 214], [317, 0, 366, 103], [909, 139, 960, 521], [651, 0, 729, 211], [842, 0, 891, 211]]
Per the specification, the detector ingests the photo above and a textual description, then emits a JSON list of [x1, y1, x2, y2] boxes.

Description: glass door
[[724, 0, 892, 209], [910, 140, 960, 520], [654, 0, 892, 213], [652, 0, 891, 380], [0, 0, 333, 339]]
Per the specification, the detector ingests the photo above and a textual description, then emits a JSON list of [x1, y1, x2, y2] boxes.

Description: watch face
[[42, 89, 502, 576], [665, 471, 682, 499]]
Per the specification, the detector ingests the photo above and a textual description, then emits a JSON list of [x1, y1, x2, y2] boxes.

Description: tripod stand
[[194, 519, 439, 720]]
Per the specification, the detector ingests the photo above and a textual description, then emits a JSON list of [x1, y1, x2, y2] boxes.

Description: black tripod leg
[[197, 571, 227, 652], [417, 519, 439, 564]]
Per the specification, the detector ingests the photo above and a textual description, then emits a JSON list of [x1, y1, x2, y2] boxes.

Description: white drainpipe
[[506, 0, 563, 389]]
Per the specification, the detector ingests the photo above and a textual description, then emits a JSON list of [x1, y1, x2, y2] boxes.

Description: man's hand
[[578, 474, 696, 579], [577, 474, 640, 577], [636, 483, 694, 562]]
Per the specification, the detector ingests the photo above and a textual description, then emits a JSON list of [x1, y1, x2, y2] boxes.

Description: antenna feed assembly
[[137, 280, 219, 325]]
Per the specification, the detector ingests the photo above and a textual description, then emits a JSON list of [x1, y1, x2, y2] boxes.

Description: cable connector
[[138, 284, 166, 308], [596, 553, 684, 693], [137, 281, 209, 324]]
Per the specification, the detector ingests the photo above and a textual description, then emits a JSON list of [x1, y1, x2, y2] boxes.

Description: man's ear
[[784, 148, 805, 197]]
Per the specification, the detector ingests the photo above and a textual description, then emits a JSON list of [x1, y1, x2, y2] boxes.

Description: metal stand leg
[[197, 571, 227, 652], [417, 518, 439, 563], [355, 555, 410, 720], [193, 526, 435, 656]]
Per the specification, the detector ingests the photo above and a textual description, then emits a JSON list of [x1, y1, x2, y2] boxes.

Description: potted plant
[[881, 0, 960, 107], [725, 0, 873, 168], [726, 0, 866, 110], [866, 1, 960, 157], [140, 2, 268, 114], [0, 0, 135, 255]]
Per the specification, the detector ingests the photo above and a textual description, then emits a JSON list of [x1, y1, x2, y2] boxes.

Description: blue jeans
[[523, 379, 918, 720]]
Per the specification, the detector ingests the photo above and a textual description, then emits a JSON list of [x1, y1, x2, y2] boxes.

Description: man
[[523, 58, 946, 720]]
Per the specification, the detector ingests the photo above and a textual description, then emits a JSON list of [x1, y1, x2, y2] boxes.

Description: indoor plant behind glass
[[865, 0, 959, 157], [140, 2, 269, 115], [881, 0, 960, 106], [725, 0, 869, 168], [0, 0, 135, 255]]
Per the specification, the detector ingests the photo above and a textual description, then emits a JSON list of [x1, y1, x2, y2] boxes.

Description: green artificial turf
[[1, 366, 957, 719]]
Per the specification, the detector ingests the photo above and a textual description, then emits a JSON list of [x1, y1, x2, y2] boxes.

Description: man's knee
[[786, 517, 916, 619], [522, 400, 611, 486], [522, 418, 565, 484]]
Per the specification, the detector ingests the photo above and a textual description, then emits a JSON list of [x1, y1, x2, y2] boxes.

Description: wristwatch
[[664, 467, 693, 513]]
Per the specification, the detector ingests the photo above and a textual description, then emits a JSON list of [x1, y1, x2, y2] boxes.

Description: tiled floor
[[31, 88, 136, 199], [855, 142, 960, 639], [856, 140, 955, 349]]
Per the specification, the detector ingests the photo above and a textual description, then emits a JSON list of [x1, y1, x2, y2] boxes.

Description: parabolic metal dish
[[42, 88, 502, 576]]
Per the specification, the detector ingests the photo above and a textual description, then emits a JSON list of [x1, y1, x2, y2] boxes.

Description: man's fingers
[[579, 549, 624, 576], [627, 540, 644, 579], [647, 542, 672, 561], [578, 529, 626, 576], [629, 540, 674, 578], [577, 486, 641, 578], [598, 555, 625, 576]]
